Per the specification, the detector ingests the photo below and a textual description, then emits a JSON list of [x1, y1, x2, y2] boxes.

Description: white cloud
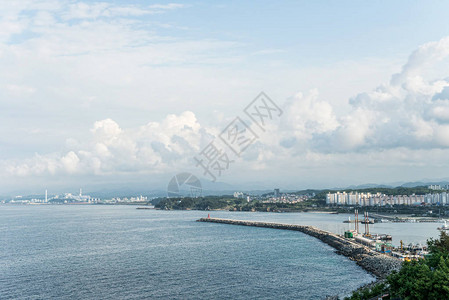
[[3, 111, 212, 177], [62, 2, 184, 20], [4, 34, 449, 185], [282, 89, 339, 139], [3, 2, 449, 190], [235, 36, 449, 179], [60, 151, 80, 174], [5, 84, 35, 97], [314, 36, 449, 151], [391, 36, 449, 86]]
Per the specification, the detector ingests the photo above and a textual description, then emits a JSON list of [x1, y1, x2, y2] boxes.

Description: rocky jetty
[[197, 218, 402, 279]]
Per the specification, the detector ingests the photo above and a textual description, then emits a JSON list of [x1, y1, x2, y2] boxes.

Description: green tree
[[344, 283, 387, 300], [428, 257, 449, 298], [387, 260, 432, 299], [427, 231, 449, 268], [386, 232, 449, 299]]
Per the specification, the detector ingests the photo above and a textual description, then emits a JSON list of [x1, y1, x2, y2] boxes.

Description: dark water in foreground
[[1, 206, 375, 299]]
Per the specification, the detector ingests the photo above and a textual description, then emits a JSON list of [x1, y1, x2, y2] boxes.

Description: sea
[[0, 205, 441, 299]]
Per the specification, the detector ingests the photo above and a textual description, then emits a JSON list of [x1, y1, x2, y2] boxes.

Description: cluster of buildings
[[55, 189, 94, 203], [7, 189, 99, 204], [105, 196, 148, 203], [428, 185, 449, 190], [263, 193, 311, 204], [326, 191, 449, 206], [264, 189, 313, 204], [3, 188, 148, 205], [233, 189, 313, 204], [233, 192, 251, 202]]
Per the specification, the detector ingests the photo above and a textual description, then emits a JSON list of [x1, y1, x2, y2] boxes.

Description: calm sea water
[[1, 206, 392, 299]]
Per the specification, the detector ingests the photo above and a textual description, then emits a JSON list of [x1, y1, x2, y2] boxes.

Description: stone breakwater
[[197, 218, 402, 279]]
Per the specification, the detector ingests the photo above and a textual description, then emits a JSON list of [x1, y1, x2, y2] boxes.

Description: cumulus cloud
[[5, 35, 449, 181], [282, 89, 339, 140], [3, 2, 449, 188], [301, 35, 449, 152], [226, 35, 449, 180], [3, 111, 212, 177], [391, 36, 449, 86]]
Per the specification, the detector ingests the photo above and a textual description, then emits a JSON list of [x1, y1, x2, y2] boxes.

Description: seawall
[[197, 218, 402, 279]]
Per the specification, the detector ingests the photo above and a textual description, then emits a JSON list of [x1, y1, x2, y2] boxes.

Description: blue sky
[[2, 1, 449, 194], [110, 0, 449, 64]]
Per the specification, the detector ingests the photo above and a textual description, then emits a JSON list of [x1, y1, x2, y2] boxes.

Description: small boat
[[361, 219, 375, 224], [343, 216, 353, 223], [438, 220, 449, 230], [343, 216, 359, 223]]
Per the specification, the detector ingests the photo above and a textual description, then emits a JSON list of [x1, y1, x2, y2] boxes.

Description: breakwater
[[197, 218, 402, 279]]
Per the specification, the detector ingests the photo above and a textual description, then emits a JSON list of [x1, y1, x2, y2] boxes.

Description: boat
[[361, 219, 375, 224], [343, 216, 355, 223], [438, 220, 449, 230]]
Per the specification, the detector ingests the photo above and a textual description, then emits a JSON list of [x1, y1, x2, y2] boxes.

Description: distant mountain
[[341, 179, 449, 190], [400, 181, 449, 188], [400, 182, 428, 188], [344, 183, 394, 189]]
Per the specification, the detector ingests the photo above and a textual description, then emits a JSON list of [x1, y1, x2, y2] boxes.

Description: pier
[[197, 217, 402, 279], [369, 213, 441, 223]]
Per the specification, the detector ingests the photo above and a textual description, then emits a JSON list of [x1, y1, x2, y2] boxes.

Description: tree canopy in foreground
[[346, 231, 449, 300]]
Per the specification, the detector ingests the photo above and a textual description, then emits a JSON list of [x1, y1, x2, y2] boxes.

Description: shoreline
[[197, 217, 402, 280]]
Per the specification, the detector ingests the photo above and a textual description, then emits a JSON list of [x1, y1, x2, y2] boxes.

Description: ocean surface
[[1, 206, 437, 300]]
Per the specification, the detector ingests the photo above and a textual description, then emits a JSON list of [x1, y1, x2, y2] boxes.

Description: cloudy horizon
[[2, 1, 449, 194]]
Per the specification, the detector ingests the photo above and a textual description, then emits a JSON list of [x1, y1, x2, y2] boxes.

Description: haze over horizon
[[3, 1, 449, 194]]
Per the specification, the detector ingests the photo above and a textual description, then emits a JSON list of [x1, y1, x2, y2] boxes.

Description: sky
[[2, 0, 449, 194]]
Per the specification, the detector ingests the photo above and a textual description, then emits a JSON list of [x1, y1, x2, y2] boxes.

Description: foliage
[[387, 257, 449, 299], [344, 282, 387, 300], [427, 231, 449, 268], [386, 231, 449, 299], [387, 260, 433, 299], [153, 195, 325, 211], [155, 196, 236, 210]]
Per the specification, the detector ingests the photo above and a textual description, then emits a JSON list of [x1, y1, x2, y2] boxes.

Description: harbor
[[368, 213, 447, 223], [198, 210, 434, 265], [343, 212, 447, 224], [198, 216, 403, 279], [341, 210, 429, 262]]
